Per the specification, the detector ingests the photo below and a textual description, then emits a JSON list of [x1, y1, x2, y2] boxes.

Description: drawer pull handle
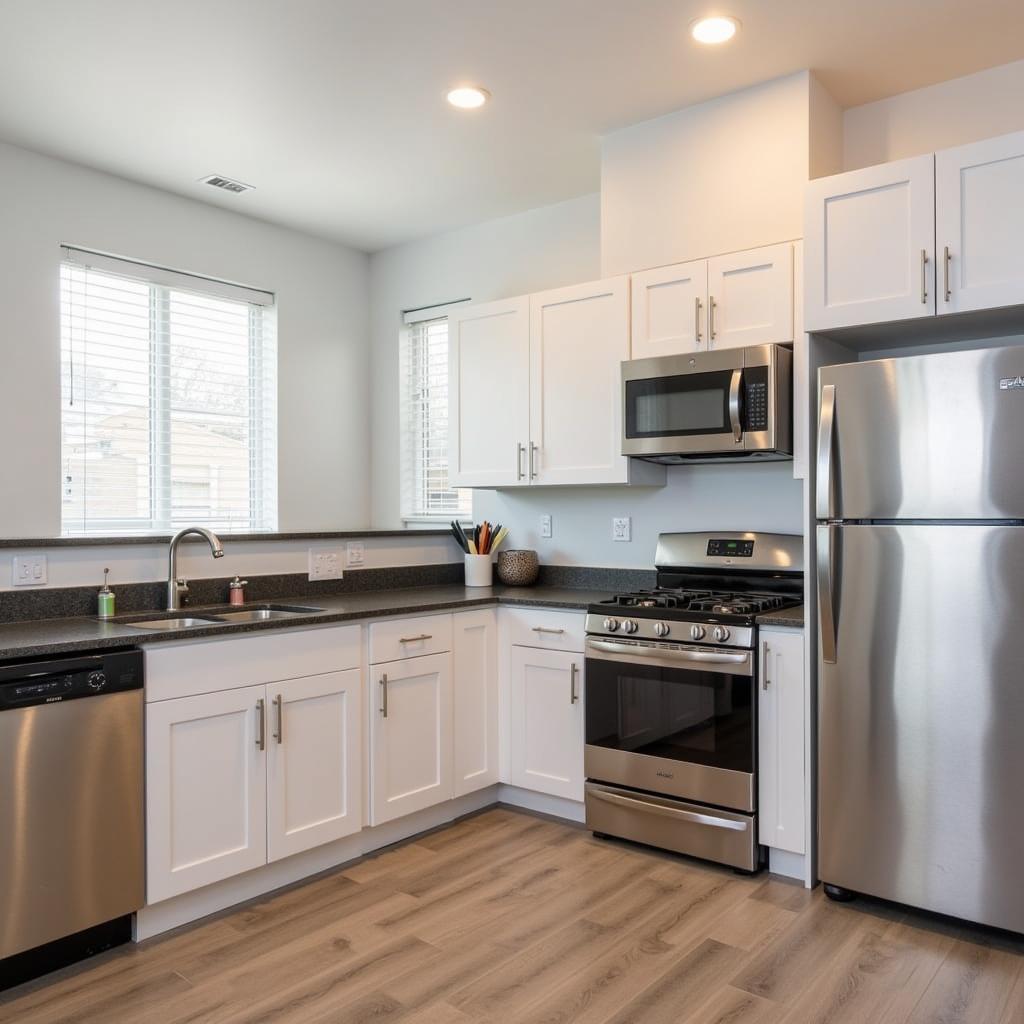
[[399, 634, 432, 644], [532, 626, 565, 635]]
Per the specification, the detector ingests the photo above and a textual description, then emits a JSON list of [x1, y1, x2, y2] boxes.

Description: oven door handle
[[585, 638, 752, 675], [588, 786, 749, 832]]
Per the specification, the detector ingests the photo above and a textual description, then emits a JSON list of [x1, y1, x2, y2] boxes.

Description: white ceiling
[[2, 0, 1023, 251]]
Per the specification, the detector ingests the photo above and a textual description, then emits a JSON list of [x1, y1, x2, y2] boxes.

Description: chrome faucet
[[167, 527, 225, 611]]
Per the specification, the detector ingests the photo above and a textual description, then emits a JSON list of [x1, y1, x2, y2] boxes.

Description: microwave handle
[[728, 369, 742, 444]]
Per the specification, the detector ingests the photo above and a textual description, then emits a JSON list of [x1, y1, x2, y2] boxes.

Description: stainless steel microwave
[[621, 344, 792, 463]]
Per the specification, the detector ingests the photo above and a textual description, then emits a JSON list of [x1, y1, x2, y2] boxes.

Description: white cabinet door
[[805, 154, 935, 331], [370, 652, 453, 825], [452, 609, 498, 797], [630, 260, 707, 357], [529, 277, 631, 486], [758, 629, 805, 855], [266, 670, 362, 863], [146, 685, 267, 903], [449, 296, 530, 488], [707, 243, 794, 349], [509, 646, 584, 801], [936, 130, 1024, 315]]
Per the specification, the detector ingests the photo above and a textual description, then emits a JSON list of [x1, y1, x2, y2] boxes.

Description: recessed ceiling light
[[691, 16, 739, 44], [447, 86, 490, 109]]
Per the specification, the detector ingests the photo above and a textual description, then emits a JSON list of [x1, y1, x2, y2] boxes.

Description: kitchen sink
[[210, 606, 323, 623], [123, 616, 224, 631]]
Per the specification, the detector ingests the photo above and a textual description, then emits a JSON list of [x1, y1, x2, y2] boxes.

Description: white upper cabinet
[[936, 130, 1024, 315], [266, 670, 362, 863], [449, 296, 530, 488], [630, 259, 707, 358], [529, 277, 632, 486], [805, 154, 936, 331], [707, 243, 794, 350]]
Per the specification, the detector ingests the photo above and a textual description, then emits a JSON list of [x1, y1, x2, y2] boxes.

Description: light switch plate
[[540, 514, 552, 539], [346, 541, 365, 567], [308, 547, 344, 581], [612, 517, 632, 542], [12, 553, 47, 586]]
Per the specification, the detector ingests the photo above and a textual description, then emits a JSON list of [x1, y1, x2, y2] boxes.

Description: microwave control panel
[[743, 367, 769, 431]]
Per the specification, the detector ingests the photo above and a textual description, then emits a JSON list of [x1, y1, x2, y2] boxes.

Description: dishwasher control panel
[[0, 650, 142, 709]]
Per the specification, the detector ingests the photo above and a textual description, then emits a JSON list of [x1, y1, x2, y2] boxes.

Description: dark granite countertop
[[755, 605, 805, 629], [0, 584, 611, 662]]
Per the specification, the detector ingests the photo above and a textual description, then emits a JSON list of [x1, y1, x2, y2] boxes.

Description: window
[[400, 316, 471, 521], [60, 249, 277, 535]]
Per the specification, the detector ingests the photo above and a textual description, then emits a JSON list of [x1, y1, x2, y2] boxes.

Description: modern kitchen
[[1, 3, 1023, 1021]]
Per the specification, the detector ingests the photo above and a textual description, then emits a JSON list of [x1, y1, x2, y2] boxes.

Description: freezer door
[[817, 524, 1024, 933], [817, 347, 1024, 520]]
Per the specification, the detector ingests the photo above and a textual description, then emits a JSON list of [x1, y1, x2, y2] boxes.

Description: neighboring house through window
[[59, 247, 277, 535]]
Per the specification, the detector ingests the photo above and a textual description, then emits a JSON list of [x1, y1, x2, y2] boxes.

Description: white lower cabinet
[[453, 609, 499, 797], [146, 685, 268, 904], [267, 669, 363, 862], [758, 628, 805, 856], [509, 645, 585, 802], [369, 651, 453, 825]]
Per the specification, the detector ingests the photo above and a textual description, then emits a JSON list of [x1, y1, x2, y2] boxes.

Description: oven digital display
[[707, 539, 754, 557]]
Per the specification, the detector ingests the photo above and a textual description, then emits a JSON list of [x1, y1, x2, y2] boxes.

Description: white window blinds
[[60, 250, 278, 536], [400, 317, 471, 521]]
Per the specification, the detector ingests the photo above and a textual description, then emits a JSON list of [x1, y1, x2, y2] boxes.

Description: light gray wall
[[369, 192, 803, 567], [0, 140, 371, 538]]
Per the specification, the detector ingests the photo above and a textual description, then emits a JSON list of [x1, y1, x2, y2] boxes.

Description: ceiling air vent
[[199, 174, 254, 194]]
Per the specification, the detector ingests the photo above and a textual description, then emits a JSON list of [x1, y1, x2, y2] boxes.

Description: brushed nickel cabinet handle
[[920, 249, 929, 304], [944, 246, 952, 302], [380, 674, 389, 718], [399, 634, 432, 644], [274, 694, 284, 744], [529, 442, 538, 480], [709, 296, 717, 344], [570, 662, 579, 704], [762, 642, 771, 690], [517, 442, 525, 481], [694, 296, 702, 344], [256, 698, 266, 751], [532, 626, 565, 635]]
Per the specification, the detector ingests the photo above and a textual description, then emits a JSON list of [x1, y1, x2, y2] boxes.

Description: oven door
[[584, 638, 756, 811]]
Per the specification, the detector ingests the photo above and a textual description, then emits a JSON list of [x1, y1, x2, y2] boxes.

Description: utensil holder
[[464, 553, 493, 587]]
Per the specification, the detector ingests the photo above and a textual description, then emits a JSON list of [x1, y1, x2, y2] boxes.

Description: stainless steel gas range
[[584, 531, 802, 871]]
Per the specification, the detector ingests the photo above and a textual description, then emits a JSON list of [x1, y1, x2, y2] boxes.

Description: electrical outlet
[[346, 541, 365, 567], [612, 517, 632, 542], [308, 547, 344, 581], [12, 553, 47, 586], [540, 514, 552, 539]]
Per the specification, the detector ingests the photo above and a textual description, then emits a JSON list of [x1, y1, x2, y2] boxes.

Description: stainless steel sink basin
[[124, 616, 223, 631], [211, 606, 322, 623]]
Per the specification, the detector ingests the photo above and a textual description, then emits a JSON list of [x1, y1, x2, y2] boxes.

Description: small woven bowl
[[496, 549, 539, 586]]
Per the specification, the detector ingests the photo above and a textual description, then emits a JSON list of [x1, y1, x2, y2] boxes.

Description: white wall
[[0, 140, 371, 538], [369, 193, 803, 568], [600, 71, 838, 276], [369, 194, 602, 529], [843, 59, 1024, 170]]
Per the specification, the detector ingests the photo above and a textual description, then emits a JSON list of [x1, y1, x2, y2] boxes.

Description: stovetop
[[597, 588, 799, 618]]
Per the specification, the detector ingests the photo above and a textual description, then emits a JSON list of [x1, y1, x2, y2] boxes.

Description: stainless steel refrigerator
[[817, 346, 1024, 934]]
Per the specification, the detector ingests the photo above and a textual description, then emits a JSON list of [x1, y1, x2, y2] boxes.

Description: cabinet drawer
[[369, 613, 453, 664], [503, 607, 585, 653]]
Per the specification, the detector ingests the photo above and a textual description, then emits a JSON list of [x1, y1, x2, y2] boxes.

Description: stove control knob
[[711, 626, 731, 643], [602, 617, 619, 632], [87, 671, 107, 691], [653, 622, 670, 638], [689, 624, 706, 641], [622, 619, 639, 634]]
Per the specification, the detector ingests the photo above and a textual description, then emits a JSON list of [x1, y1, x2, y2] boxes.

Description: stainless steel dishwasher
[[0, 649, 144, 985]]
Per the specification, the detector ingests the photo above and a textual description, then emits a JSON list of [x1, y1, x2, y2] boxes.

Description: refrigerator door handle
[[816, 384, 836, 520], [817, 524, 838, 664]]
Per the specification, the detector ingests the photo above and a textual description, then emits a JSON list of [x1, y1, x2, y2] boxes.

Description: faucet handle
[[175, 578, 190, 603]]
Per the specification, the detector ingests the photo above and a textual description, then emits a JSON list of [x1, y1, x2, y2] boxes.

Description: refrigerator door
[[818, 523, 1024, 933], [817, 347, 1024, 520]]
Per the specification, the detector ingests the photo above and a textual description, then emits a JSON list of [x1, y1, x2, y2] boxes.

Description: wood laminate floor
[[2, 807, 1022, 1024]]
